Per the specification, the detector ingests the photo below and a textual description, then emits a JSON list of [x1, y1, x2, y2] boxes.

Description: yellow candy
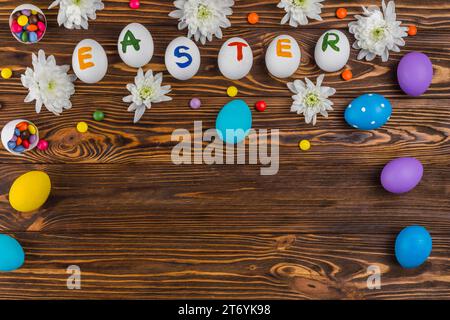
[[28, 124, 36, 134], [17, 15, 28, 27], [1, 68, 12, 79], [227, 86, 238, 97], [31, 10, 38, 15], [9, 171, 51, 213], [299, 139, 311, 151], [76, 121, 88, 133]]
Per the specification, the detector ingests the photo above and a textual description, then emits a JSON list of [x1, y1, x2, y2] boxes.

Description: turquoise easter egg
[[0, 234, 25, 271], [216, 99, 252, 144], [344, 94, 392, 130]]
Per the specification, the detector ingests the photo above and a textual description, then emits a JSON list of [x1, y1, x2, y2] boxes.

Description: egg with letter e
[[0, 234, 25, 272], [165, 36, 201, 81], [381, 157, 423, 194], [397, 52, 433, 97], [216, 100, 252, 144], [218, 37, 253, 80], [72, 39, 108, 83], [314, 29, 350, 72], [395, 226, 432, 268], [9, 171, 51, 213], [344, 94, 392, 130], [118, 23, 154, 68], [265, 35, 301, 78]]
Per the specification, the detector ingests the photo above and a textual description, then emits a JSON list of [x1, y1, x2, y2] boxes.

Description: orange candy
[[16, 122, 28, 131], [341, 70, 353, 81], [247, 12, 259, 24], [16, 137, 22, 146], [27, 24, 38, 32], [408, 25, 417, 36], [336, 8, 347, 19]]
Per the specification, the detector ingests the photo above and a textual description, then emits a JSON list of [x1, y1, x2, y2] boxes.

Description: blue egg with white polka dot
[[344, 94, 392, 130]]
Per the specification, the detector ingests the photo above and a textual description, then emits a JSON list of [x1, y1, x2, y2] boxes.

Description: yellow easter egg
[[9, 171, 51, 213]]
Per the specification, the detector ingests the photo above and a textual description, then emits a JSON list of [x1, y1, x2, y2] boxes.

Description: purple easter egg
[[381, 157, 423, 194], [397, 52, 433, 97]]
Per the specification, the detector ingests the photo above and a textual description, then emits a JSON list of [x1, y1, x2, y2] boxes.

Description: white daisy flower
[[349, 0, 408, 62], [49, 0, 104, 30], [123, 68, 172, 123], [277, 0, 324, 27], [287, 74, 336, 125], [21, 50, 76, 116], [169, 0, 234, 45]]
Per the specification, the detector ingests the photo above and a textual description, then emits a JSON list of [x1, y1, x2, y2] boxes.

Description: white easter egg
[[314, 30, 350, 72], [218, 37, 253, 80], [265, 35, 301, 78], [118, 23, 154, 68], [72, 39, 108, 84], [165, 36, 201, 81]]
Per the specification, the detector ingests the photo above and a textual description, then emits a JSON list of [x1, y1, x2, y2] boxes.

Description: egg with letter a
[[314, 29, 350, 72], [397, 52, 433, 97], [118, 23, 154, 68], [265, 35, 301, 78], [9, 171, 51, 213], [72, 39, 108, 83], [165, 36, 201, 81], [344, 94, 392, 130], [218, 37, 253, 80]]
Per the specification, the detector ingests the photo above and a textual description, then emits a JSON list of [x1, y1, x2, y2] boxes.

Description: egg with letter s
[[72, 39, 108, 83], [0, 234, 25, 272], [395, 226, 432, 268], [165, 36, 201, 81], [397, 52, 433, 97], [344, 94, 392, 130], [218, 37, 253, 80], [314, 29, 350, 72], [9, 171, 51, 212], [118, 23, 154, 68], [265, 35, 301, 78], [381, 157, 423, 194]]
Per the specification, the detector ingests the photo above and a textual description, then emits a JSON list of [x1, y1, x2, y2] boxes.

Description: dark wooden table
[[0, 0, 449, 299]]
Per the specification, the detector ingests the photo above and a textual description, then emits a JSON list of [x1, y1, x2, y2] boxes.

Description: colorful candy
[[93, 110, 105, 121], [408, 25, 417, 36], [255, 100, 267, 112], [37, 139, 49, 151], [129, 0, 140, 9], [341, 69, 353, 81], [10, 7, 46, 44], [299, 139, 311, 151], [227, 86, 238, 97], [336, 8, 348, 19], [5, 121, 38, 154], [76, 122, 89, 133], [1, 68, 13, 79], [189, 98, 201, 109], [247, 12, 259, 24]]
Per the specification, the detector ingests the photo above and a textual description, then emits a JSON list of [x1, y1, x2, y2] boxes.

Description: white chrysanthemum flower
[[278, 0, 324, 27], [123, 68, 172, 123], [169, 0, 234, 45], [49, 0, 104, 29], [287, 74, 336, 125], [349, 0, 408, 62], [21, 50, 76, 116]]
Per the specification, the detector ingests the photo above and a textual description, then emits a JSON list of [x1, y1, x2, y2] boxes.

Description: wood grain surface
[[0, 0, 449, 299]]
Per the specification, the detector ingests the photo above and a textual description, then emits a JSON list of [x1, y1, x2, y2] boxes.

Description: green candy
[[93, 110, 105, 121], [21, 32, 28, 42]]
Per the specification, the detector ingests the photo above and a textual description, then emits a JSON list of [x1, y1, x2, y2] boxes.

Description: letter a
[[276, 39, 293, 58], [228, 42, 248, 61], [120, 30, 141, 53], [78, 47, 95, 70]]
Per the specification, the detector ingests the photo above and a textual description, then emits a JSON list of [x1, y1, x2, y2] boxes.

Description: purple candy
[[381, 157, 423, 194], [29, 134, 37, 144], [189, 98, 201, 109], [397, 52, 433, 97]]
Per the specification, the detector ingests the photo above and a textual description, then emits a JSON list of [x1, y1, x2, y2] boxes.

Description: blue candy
[[28, 31, 38, 42], [216, 99, 252, 144], [13, 145, 25, 153], [14, 128, 21, 136], [0, 234, 25, 272], [395, 226, 432, 268], [344, 93, 392, 130], [7, 141, 16, 150]]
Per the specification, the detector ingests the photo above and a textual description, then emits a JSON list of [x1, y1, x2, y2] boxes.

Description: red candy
[[129, 0, 140, 9], [22, 139, 30, 149], [37, 139, 48, 151], [255, 100, 267, 112]]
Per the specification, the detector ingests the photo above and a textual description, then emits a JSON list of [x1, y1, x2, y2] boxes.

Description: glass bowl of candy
[[1, 119, 39, 155], [9, 4, 47, 44]]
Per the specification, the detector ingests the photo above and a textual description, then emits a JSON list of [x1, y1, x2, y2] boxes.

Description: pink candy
[[11, 22, 22, 33], [129, 0, 140, 9], [37, 139, 48, 151], [37, 21, 46, 32]]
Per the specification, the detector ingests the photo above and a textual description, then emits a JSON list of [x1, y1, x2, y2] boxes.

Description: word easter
[[69, 23, 353, 83]]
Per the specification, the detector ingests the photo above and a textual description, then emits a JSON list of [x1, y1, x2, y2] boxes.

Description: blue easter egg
[[395, 226, 432, 269], [0, 234, 25, 272], [216, 99, 252, 144], [344, 94, 392, 130]]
